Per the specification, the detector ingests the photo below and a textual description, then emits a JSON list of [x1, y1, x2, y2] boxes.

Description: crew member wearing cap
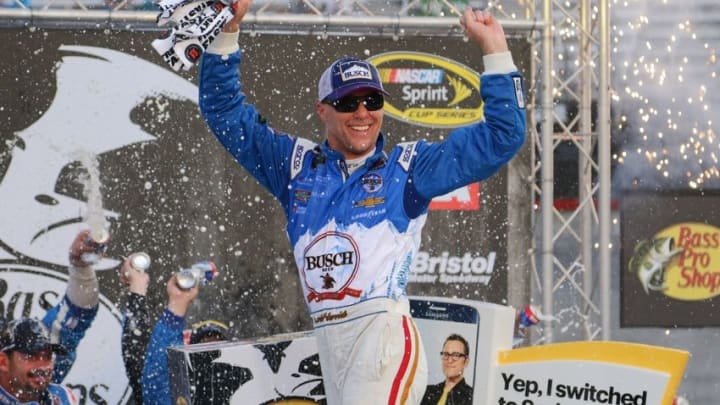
[[0, 318, 78, 404], [0, 230, 105, 403], [141, 274, 245, 405], [198, 0, 525, 403], [186, 320, 248, 405]]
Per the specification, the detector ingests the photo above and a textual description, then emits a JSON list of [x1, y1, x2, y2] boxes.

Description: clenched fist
[[459, 7, 509, 55]]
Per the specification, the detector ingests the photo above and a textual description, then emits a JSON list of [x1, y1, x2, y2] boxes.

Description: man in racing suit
[[199, 1, 526, 403], [0, 230, 103, 404], [0, 318, 79, 404]]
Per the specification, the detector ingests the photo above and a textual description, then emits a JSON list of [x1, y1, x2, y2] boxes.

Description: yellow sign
[[629, 222, 720, 300], [495, 341, 689, 405], [367, 52, 483, 128], [657, 222, 720, 300]]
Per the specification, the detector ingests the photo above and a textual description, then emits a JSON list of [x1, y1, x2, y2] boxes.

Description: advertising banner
[[620, 190, 720, 326], [167, 296, 516, 404], [166, 298, 689, 405], [493, 342, 689, 405], [0, 26, 530, 403]]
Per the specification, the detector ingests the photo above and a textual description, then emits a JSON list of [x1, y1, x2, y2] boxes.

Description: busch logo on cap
[[318, 56, 386, 102], [340, 62, 373, 82]]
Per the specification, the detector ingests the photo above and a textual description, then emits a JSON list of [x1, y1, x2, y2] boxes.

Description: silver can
[[80, 228, 110, 265], [89, 228, 110, 245], [176, 261, 218, 290], [129, 252, 151, 272], [176, 268, 199, 290]]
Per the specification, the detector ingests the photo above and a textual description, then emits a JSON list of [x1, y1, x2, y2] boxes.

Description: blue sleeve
[[142, 309, 185, 405], [199, 50, 296, 204], [42, 295, 98, 383], [411, 72, 526, 199]]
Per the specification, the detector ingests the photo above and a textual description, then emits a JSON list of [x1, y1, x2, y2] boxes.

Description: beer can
[[129, 252, 151, 272], [513, 305, 541, 347], [89, 228, 110, 245], [518, 305, 540, 329], [176, 260, 218, 290], [175, 268, 198, 290], [81, 228, 110, 265]]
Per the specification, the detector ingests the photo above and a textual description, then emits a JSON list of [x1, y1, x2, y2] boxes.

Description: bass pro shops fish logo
[[628, 237, 683, 294], [630, 223, 720, 301]]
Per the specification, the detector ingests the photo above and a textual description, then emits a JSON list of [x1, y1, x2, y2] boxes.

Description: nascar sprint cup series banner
[[621, 189, 720, 327], [0, 26, 530, 404]]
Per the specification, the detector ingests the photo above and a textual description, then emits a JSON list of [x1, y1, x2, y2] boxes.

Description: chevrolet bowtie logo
[[353, 197, 385, 208]]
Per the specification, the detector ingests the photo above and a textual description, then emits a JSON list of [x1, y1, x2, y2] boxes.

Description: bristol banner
[[0, 26, 529, 403], [621, 189, 720, 326]]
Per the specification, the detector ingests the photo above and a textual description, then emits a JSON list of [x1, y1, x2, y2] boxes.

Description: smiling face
[[0, 349, 54, 401], [441, 339, 469, 383], [316, 89, 384, 160]]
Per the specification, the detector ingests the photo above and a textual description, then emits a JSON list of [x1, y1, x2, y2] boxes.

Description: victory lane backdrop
[[0, 26, 530, 403]]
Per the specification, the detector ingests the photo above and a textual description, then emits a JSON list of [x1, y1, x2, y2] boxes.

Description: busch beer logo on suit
[[302, 231, 362, 302]]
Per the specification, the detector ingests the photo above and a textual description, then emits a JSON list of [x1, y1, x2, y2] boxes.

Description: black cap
[[0, 317, 67, 355], [189, 320, 228, 345]]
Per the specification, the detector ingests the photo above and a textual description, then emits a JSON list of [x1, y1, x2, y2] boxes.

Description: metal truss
[[531, 0, 611, 343]]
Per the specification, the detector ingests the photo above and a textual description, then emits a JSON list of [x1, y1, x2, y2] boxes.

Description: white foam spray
[[74, 151, 109, 243]]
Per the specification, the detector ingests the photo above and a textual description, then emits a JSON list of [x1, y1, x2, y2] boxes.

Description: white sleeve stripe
[[291, 138, 317, 179], [397, 141, 418, 172]]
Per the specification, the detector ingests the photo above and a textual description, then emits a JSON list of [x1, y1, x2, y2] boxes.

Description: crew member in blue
[[141, 273, 245, 405], [141, 274, 199, 405], [198, 1, 526, 403], [0, 318, 79, 404], [0, 229, 105, 404]]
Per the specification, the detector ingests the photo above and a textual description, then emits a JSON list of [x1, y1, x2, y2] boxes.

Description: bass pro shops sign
[[621, 190, 720, 326]]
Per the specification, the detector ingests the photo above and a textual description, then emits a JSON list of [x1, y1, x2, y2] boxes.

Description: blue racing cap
[[318, 56, 387, 102], [0, 317, 67, 355]]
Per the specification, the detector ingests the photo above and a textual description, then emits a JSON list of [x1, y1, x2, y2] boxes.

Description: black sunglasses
[[327, 93, 384, 113]]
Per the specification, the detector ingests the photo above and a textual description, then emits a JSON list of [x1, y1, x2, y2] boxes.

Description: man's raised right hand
[[223, 0, 252, 33]]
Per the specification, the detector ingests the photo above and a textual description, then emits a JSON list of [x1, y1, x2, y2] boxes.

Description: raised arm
[[119, 255, 151, 405], [142, 275, 199, 405], [408, 9, 526, 201], [44, 230, 103, 383], [198, 0, 298, 202]]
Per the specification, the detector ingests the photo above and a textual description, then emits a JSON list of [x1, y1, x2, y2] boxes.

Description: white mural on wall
[[0, 45, 197, 404]]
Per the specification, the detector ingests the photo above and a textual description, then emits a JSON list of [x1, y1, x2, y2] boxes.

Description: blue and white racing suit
[[43, 295, 98, 384], [0, 295, 95, 404], [199, 32, 526, 404], [0, 383, 78, 405]]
